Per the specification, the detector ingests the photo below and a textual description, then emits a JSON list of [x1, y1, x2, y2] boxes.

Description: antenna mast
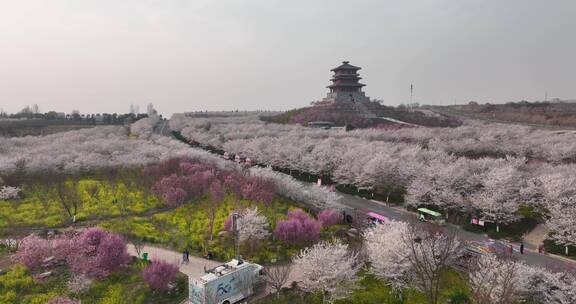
[[232, 212, 241, 262]]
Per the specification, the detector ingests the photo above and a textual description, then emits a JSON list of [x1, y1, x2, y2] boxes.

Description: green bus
[[417, 208, 446, 225]]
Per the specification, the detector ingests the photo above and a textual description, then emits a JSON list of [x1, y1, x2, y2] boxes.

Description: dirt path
[[127, 244, 220, 278]]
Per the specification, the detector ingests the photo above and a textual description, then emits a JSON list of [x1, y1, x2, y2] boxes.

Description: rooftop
[[331, 61, 361, 71], [197, 259, 249, 283]]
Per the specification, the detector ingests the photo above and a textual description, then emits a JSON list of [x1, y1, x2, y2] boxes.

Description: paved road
[[337, 192, 574, 268], [127, 244, 220, 278]]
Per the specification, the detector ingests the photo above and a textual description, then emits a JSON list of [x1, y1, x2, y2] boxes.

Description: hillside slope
[[261, 101, 461, 128]]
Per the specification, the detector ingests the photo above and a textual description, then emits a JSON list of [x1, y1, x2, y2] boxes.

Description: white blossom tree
[[237, 207, 270, 248], [249, 167, 341, 209], [403, 225, 462, 304], [545, 196, 576, 255], [364, 222, 462, 304], [540, 169, 576, 255], [469, 254, 522, 304], [168, 112, 576, 229], [293, 240, 360, 303], [470, 159, 526, 231], [0, 186, 20, 200], [363, 220, 412, 290], [518, 263, 576, 304]]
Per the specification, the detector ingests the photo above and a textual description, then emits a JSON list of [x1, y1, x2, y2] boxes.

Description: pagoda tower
[[322, 61, 370, 103]]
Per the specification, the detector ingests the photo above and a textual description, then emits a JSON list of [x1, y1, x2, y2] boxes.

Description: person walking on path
[[538, 244, 546, 254], [182, 250, 189, 264], [520, 243, 525, 255]]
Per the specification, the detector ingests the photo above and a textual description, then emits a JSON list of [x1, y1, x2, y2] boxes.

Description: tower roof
[[331, 61, 361, 72]]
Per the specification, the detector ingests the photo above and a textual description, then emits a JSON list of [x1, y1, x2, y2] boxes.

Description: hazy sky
[[1, 0, 575, 116]]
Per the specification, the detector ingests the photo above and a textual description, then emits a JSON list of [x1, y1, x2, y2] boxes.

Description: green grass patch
[[0, 178, 162, 229], [543, 239, 576, 258], [101, 194, 321, 264], [255, 269, 471, 304], [0, 260, 187, 304]]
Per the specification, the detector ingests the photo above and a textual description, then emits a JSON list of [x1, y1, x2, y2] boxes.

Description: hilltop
[[261, 101, 461, 129]]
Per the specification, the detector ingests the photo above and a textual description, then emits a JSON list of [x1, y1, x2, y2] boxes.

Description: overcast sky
[[0, 0, 575, 116]]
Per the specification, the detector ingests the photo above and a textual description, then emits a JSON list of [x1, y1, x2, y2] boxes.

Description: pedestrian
[[509, 244, 513, 254], [520, 243, 524, 255], [419, 213, 425, 222], [185, 249, 190, 262]]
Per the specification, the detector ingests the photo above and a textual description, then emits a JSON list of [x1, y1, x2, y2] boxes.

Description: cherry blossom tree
[[130, 113, 160, 139], [0, 125, 230, 174], [403, 225, 462, 304], [364, 220, 412, 290], [64, 227, 131, 278], [236, 207, 270, 245], [274, 209, 320, 245], [249, 167, 341, 210], [224, 207, 271, 249], [13, 235, 52, 271], [545, 196, 576, 255], [241, 177, 275, 206], [142, 260, 179, 291], [293, 240, 360, 303], [317, 209, 341, 227], [263, 263, 292, 296], [518, 263, 576, 304], [364, 222, 462, 304], [539, 169, 576, 254], [470, 159, 526, 231], [0, 186, 20, 200], [469, 254, 522, 304]]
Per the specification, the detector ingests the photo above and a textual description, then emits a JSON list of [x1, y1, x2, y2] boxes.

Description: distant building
[[321, 61, 370, 103], [95, 114, 104, 123]]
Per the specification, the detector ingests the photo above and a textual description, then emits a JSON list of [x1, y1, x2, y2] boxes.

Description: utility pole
[[232, 212, 242, 262], [410, 84, 414, 111]]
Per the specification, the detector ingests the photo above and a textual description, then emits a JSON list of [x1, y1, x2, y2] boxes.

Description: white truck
[[190, 259, 264, 304]]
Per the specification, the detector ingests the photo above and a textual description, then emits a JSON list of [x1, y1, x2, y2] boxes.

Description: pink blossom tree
[[13, 235, 52, 271], [274, 209, 320, 245], [142, 260, 179, 291], [273, 218, 302, 245], [65, 227, 131, 278], [241, 177, 275, 206], [318, 209, 341, 227]]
